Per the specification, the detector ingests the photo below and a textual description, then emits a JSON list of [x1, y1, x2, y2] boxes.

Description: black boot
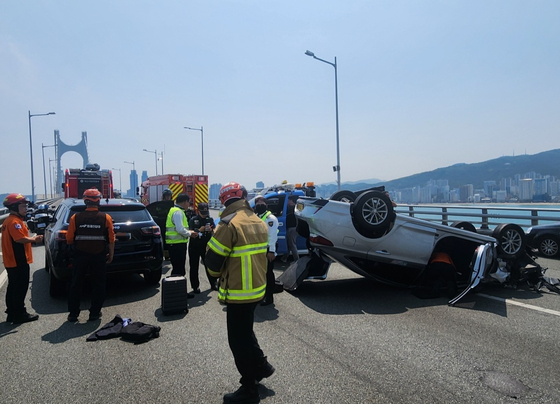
[[10, 312, 39, 324], [255, 358, 275, 382], [223, 385, 260, 404]]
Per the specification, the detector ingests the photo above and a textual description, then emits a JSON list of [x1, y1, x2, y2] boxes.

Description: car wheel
[[329, 190, 356, 203], [144, 267, 163, 285], [351, 190, 395, 237], [537, 235, 560, 258], [492, 223, 526, 258], [450, 221, 477, 233], [48, 262, 66, 297]]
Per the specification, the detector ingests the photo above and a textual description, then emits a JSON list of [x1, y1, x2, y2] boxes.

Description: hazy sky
[[2, 1, 559, 197]]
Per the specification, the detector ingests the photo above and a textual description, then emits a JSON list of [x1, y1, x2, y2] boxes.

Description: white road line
[[0, 268, 6, 289], [478, 293, 560, 317]]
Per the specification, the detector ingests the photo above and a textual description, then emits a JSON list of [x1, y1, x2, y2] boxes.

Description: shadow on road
[[41, 320, 100, 344], [284, 275, 550, 318], [30, 267, 161, 316]]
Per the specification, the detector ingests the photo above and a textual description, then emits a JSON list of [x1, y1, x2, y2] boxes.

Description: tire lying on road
[[351, 190, 395, 238]]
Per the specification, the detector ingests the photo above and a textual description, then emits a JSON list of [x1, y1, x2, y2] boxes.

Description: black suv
[[45, 198, 163, 296]]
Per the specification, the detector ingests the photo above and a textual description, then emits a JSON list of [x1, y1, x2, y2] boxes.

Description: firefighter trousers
[[226, 301, 266, 387]]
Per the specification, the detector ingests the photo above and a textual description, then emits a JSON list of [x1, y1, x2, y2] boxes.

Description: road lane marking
[[478, 293, 560, 317]]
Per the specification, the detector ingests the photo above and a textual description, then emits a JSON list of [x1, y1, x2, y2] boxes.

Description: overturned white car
[[290, 188, 559, 305]]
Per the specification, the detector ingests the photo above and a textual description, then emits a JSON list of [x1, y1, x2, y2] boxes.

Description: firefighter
[[165, 193, 198, 296], [188, 202, 217, 293], [66, 188, 115, 322], [254, 196, 279, 306], [1, 193, 42, 324], [206, 182, 274, 404]]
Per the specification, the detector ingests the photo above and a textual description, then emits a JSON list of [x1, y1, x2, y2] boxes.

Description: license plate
[[37, 223, 46, 228], [296, 203, 304, 211]]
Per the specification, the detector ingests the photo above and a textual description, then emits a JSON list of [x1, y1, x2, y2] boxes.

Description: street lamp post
[[159, 151, 164, 175], [48, 158, 55, 198], [111, 168, 122, 194], [143, 149, 158, 176], [305, 50, 341, 190], [42, 143, 55, 200], [184, 126, 204, 175], [28, 110, 55, 201], [124, 161, 136, 197]]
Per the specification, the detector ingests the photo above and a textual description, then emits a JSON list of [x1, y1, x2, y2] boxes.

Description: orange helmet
[[219, 182, 246, 205], [3, 193, 29, 209], [83, 188, 102, 205]]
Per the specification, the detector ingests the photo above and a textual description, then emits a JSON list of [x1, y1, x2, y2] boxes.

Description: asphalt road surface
[[1, 245, 560, 404]]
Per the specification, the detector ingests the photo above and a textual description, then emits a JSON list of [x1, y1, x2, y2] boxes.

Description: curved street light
[[305, 50, 341, 190], [111, 168, 122, 193], [124, 161, 136, 196], [42, 143, 55, 200], [184, 126, 204, 175], [29, 110, 55, 201], [143, 148, 158, 176]]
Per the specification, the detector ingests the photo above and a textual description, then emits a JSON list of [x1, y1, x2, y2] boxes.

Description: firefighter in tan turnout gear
[[206, 182, 275, 404]]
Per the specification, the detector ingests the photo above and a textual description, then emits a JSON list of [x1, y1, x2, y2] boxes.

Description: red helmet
[[219, 182, 246, 205], [83, 188, 102, 205], [3, 193, 29, 209]]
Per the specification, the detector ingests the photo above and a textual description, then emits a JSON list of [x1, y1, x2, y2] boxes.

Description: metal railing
[[395, 204, 560, 230]]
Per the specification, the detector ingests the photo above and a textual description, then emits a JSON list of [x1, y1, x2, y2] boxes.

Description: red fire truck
[[62, 163, 114, 199], [141, 174, 209, 211]]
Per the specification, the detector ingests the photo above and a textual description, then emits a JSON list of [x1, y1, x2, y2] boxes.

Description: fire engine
[[141, 174, 209, 211], [62, 163, 114, 199]]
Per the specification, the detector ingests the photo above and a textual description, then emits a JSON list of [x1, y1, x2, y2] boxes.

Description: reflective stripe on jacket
[[205, 199, 268, 304], [165, 206, 189, 244]]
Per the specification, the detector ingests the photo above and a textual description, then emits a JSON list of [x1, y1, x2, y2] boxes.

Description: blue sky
[[1, 1, 559, 197]]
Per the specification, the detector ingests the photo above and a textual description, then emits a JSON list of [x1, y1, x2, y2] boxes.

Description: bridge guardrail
[[395, 204, 560, 230]]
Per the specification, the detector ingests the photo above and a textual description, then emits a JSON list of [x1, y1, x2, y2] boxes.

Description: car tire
[[144, 267, 163, 285], [450, 221, 477, 233], [492, 223, 526, 258], [329, 190, 356, 203], [48, 261, 66, 297], [351, 190, 395, 238], [536, 235, 560, 258]]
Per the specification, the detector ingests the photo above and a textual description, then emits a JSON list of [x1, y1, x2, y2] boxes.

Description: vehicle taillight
[[310, 235, 333, 246], [55, 230, 68, 241], [141, 226, 161, 236]]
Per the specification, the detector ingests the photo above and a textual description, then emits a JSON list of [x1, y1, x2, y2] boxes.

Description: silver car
[[293, 189, 547, 305]]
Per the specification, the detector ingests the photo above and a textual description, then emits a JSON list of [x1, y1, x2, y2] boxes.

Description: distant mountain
[[368, 149, 560, 191]]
